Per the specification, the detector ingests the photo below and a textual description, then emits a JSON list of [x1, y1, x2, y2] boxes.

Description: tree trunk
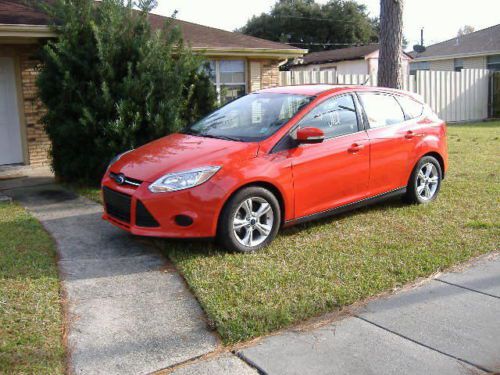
[[378, 0, 404, 88]]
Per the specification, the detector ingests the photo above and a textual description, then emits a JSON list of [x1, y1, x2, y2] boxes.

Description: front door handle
[[348, 143, 364, 153], [405, 130, 415, 139]]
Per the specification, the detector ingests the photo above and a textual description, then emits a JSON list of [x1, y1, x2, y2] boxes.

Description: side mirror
[[296, 127, 325, 144]]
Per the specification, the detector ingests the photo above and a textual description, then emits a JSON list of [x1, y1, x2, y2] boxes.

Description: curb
[[0, 193, 12, 203]]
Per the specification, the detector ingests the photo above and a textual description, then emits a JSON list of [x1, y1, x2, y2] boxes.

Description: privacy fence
[[279, 69, 491, 123]]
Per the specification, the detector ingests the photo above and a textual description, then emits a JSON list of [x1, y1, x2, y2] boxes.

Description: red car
[[102, 85, 447, 252]]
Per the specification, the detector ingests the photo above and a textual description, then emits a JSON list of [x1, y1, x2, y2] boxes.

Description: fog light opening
[[174, 215, 194, 227]]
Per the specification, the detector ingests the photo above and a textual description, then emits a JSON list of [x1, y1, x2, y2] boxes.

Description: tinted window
[[359, 93, 405, 128], [186, 93, 313, 142], [397, 95, 424, 120], [298, 95, 359, 138]]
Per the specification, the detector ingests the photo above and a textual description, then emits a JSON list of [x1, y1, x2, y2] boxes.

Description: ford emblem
[[114, 173, 126, 185]]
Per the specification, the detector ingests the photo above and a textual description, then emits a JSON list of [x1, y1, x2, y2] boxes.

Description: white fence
[[279, 69, 490, 122]]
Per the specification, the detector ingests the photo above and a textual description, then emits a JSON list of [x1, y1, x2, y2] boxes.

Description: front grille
[[136, 200, 160, 227], [103, 187, 132, 223], [109, 172, 143, 187]]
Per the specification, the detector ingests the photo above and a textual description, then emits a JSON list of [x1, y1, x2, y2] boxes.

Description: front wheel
[[405, 156, 442, 204], [217, 187, 281, 252]]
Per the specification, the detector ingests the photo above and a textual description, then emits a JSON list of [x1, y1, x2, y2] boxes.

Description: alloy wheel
[[233, 197, 274, 247], [416, 162, 439, 201]]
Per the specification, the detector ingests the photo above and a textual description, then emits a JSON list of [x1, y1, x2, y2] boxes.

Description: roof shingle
[[413, 24, 500, 60], [0, 0, 51, 25]]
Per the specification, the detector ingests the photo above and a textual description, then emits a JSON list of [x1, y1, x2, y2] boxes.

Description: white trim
[[192, 47, 307, 59], [412, 50, 500, 62], [0, 24, 56, 38]]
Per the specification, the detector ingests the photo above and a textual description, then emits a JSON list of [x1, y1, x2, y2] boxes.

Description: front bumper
[[101, 173, 225, 238]]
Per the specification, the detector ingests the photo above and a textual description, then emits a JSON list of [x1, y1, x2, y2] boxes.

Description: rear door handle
[[405, 130, 424, 139], [348, 143, 364, 153]]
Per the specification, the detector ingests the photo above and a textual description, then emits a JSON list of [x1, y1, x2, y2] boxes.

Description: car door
[[289, 93, 370, 219], [357, 92, 413, 196]]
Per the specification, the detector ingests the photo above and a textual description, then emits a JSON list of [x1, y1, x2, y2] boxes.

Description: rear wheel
[[405, 156, 442, 204], [218, 187, 281, 252]]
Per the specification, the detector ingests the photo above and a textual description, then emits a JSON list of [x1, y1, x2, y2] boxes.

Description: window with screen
[[203, 60, 247, 104], [358, 93, 405, 128], [487, 55, 500, 71], [298, 95, 359, 139], [454, 58, 464, 72], [396, 95, 424, 120]]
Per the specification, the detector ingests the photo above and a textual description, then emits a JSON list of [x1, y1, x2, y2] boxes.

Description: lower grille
[[103, 187, 131, 223], [136, 200, 160, 227]]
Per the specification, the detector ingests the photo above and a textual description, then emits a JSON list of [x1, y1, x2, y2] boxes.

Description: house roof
[[0, 0, 306, 58], [0, 0, 51, 25], [298, 44, 381, 65], [412, 24, 500, 61]]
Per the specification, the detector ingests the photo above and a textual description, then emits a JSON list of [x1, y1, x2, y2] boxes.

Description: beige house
[[410, 24, 500, 73], [0, 1, 306, 167], [290, 44, 411, 76]]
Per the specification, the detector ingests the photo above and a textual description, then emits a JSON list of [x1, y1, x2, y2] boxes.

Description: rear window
[[358, 93, 405, 128], [397, 95, 424, 120]]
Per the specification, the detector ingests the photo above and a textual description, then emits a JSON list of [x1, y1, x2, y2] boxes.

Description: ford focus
[[102, 85, 447, 252]]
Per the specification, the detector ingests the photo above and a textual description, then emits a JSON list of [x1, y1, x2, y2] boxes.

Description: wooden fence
[[279, 69, 490, 122]]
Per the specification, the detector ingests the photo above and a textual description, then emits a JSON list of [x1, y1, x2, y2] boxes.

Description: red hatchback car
[[102, 85, 447, 252]]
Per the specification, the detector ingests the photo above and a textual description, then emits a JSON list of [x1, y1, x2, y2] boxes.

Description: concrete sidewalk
[[237, 254, 500, 375], [1, 176, 245, 375]]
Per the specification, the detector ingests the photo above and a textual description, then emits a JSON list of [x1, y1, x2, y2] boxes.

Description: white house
[[289, 44, 412, 75]]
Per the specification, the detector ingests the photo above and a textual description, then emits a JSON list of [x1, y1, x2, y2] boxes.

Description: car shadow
[[155, 195, 407, 257], [281, 196, 406, 237]]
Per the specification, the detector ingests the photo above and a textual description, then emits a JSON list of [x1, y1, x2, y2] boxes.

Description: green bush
[[36, 0, 217, 184]]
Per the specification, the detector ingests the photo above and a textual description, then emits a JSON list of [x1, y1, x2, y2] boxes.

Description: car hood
[[110, 133, 260, 182]]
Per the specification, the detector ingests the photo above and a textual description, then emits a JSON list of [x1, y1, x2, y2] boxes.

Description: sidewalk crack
[[235, 351, 268, 375], [434, 278, 499, 300], [354, 315, 491, 373]]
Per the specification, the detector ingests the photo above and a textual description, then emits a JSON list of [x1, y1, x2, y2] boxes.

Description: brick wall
[[261, 60, 280, 89], [18, 47, 50, 167], [248, 59, 281, 91]]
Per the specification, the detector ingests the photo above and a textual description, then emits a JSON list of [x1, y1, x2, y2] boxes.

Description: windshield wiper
[[181, 129, 199, 136], [199, 134, 243, 142]]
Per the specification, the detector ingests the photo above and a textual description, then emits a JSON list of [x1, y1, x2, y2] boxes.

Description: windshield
[[184, 93, 313, 142]]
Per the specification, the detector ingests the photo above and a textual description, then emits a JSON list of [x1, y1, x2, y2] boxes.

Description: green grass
[[0, 203, 65, 374], [66, 184, 102, 203], [74, 121, 500, 344]]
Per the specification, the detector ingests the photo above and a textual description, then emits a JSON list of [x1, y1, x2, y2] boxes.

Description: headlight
[[148, 166, 221, 193], [107, 150, 133, 171]]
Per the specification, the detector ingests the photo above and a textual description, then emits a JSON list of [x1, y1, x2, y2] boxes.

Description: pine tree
[[377, 0, 404, 88], [36, 0, 217, 184]]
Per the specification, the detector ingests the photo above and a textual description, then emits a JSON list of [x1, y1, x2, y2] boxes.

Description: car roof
[[257, 84, 417, 98]]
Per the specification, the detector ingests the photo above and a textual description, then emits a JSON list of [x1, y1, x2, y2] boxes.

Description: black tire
[[404, 155, 442, 204], [217, 186, 281, 253]]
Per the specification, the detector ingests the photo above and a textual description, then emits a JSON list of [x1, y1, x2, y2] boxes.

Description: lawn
[[76, 121, 500, 344], [0, 203, 65, 374]]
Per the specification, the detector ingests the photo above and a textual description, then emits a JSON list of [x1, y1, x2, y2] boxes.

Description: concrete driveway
[[0, 174, 258, 374]]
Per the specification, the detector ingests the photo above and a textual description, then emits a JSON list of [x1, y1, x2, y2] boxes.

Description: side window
[[358, 93, 405, 128], [298, 95, 359, 139], [396, 95, 424, 120]]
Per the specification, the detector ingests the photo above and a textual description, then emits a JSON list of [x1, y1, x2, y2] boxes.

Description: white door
[[0, 57, 24, 165]]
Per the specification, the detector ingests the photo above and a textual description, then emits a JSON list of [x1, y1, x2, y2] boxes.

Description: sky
[[153, 0, 500, 50]]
